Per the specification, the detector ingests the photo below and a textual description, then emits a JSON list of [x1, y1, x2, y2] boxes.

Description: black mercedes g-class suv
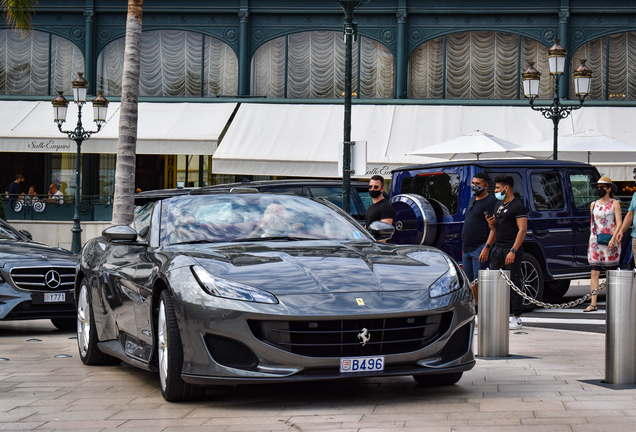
[[388, 159, 632, 307]]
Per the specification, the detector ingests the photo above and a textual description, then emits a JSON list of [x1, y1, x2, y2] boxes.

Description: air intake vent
[[249, 313, 452, 357]]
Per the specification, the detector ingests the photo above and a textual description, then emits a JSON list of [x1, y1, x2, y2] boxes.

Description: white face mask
[[494, 187, 507, 201]]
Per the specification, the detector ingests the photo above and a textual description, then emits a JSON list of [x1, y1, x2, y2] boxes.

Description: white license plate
[[44, 293, 65, 303], [340, 356, 385, 373]]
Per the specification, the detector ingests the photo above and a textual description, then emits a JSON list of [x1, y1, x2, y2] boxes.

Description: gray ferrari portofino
[[76, 191, 475, 401]]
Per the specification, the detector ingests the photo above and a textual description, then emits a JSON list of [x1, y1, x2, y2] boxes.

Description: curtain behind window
[[97, 30, 238, 97], [252, 31, 394, 98], [570, 32, 636, 101], [0, 30, 83, 95], [409, 32, 552, 100]]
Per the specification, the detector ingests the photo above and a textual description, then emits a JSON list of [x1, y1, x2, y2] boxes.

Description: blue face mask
[[495, 187, 507, 201]]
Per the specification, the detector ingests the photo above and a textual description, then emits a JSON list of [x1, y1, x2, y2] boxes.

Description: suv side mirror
[[368, 221, 395, 241], [103, 225, 147, 246], [19, 229, 32, 240]]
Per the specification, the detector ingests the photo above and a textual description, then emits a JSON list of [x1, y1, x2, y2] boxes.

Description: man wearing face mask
[[483, 174, 528, 330], [365, 175, 394, 228], [461, 173, 496, 301]]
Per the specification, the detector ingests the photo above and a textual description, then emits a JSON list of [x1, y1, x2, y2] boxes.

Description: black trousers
[[489, 245, 524, 317]]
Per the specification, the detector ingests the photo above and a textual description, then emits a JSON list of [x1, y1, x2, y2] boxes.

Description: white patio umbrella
[[516, 130, 636, 163], [407, 130, 522, 160]]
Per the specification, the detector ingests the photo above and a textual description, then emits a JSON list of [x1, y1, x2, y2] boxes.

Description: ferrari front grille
[[249, 312, 452, 357]]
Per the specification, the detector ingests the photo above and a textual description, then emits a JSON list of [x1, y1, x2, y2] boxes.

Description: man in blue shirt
[[4, 174, 24, 205], [617, 167, 636, 263]]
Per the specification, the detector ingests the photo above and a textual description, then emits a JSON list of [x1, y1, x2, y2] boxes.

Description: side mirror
[[368, 221, 395, 241], [19, 229, 33, 240], [103, 225, 144, 245]]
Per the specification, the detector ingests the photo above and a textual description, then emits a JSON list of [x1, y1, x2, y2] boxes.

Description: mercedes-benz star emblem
[[45, 270, 61, 289], [396, 221, 403, 231], [357, 328, 371, 346]]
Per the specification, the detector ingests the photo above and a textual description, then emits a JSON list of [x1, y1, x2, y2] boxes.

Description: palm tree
[[2, 0, 36, 32], [111, 0, 143, 226]]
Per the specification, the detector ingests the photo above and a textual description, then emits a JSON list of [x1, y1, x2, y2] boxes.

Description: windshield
[[160, 194, 370, 245], [0, 222, 20, 240]]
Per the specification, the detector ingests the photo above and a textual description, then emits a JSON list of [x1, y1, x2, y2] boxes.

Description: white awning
[[213, 103, 636, 180], [0, 101, 237, 155]]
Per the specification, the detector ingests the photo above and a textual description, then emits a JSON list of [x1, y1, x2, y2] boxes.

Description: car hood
[[184, 241, 451, 295], [0, 240, 76, 263]]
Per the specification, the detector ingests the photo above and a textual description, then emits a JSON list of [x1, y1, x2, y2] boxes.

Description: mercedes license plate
[[340, 356, 384, 373], [44, 293, 65, 303]]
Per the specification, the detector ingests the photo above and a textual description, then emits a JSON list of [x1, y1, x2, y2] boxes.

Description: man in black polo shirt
[[365, 175, 394, 228], [462, 172, 497, 302], [483, 174, 527, 330]]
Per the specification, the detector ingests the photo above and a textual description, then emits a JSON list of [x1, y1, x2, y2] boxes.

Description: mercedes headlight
[[191, 265, 278, 304], [429, 255, 464, 298]]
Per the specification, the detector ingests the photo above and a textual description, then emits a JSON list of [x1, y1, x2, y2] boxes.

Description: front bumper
[[168, 267, 476, 384]]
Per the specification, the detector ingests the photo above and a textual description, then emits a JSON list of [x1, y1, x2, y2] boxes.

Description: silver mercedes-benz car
[[0, 218, 77, 330], [76, 191, 475, 401]]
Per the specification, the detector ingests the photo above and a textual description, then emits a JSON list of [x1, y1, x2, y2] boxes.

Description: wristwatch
[[510, 247, 517, 253], [485, 244, 491, 249]]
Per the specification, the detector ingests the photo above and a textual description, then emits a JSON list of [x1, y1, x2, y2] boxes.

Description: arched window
[[409, 32, 552, 100], [0, 29, 84, 95], [97, 30, 238, 97], [570, 32, 636, 100], [251, 31, 395, 98]]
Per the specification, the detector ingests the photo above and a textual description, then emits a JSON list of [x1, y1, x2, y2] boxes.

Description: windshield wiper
[[232, 236, 323, 242], [170, 239, 217, 245]]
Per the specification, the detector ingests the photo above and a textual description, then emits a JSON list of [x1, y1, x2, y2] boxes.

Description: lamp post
[[52, 72, 109, 254], [522, 39, 593, 160], [337, 0, 367, 213]]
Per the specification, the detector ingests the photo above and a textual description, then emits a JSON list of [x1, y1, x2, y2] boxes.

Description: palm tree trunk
[[112, 0, 143, 226]]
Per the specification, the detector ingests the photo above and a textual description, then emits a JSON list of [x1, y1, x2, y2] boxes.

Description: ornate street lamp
[[52, 73, 109, 254], [522, 39, 592, 160], [337, 0, 368, 213]]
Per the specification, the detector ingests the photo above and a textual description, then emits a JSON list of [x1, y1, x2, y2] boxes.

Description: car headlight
[[429, 255, 464, 298], [191, 265, 278, 304]]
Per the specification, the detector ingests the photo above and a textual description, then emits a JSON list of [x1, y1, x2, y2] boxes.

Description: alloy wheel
[[158, 300, 168, 392], [77, 284, 91, 358]]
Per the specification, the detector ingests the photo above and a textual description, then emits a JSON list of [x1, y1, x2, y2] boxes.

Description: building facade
[[2, 0, 636, 202]]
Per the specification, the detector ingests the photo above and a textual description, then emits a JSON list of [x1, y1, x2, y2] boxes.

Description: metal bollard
[[477, 269, 510, 357], [605, 270, 636, 384]]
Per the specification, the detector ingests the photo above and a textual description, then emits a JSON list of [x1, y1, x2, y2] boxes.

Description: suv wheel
[[389, 194, 437, 245], [519, 254, 544, 312]]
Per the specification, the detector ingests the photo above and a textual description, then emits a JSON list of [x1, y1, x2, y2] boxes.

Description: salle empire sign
[[365, 165, 393, 177], [27, 140, 72, 152]]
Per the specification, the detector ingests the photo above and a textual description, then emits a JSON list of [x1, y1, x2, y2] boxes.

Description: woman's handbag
[[597, 233, 612, 245]]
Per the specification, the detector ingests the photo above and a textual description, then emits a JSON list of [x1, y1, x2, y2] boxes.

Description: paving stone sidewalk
[[1, 320, 635, 432]]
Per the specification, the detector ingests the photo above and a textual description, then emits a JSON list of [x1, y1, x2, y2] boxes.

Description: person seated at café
[[48, 183, 65, 204]]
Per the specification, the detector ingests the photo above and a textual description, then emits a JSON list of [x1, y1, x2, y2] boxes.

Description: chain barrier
[[498, 269, 607, 310]]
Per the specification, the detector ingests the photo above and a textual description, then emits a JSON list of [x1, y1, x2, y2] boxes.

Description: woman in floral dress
[[585, 177, 622, 312]]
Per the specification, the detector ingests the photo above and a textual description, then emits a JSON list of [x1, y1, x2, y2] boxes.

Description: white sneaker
[[509, 317, 522, 330]]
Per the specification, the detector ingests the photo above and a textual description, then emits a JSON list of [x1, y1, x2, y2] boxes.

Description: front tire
[[157, 290, 205, 402], [77, 282, 120, 365], [519, 253, 544, 312], [413, 372, 463, 386]]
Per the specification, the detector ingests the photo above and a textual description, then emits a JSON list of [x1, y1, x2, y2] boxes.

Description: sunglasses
[[368, 185, 381, 190]]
